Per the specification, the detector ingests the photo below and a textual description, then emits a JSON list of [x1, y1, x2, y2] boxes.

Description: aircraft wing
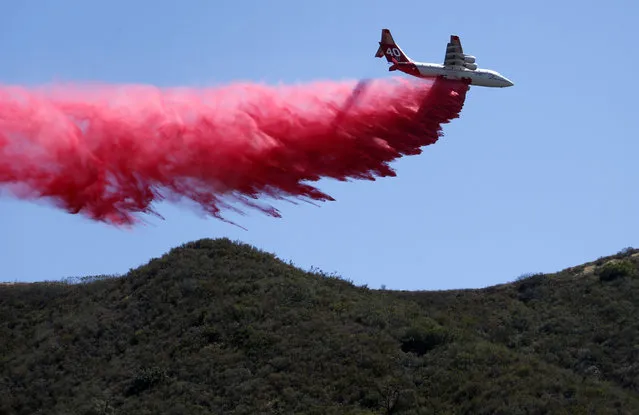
[[443, 35, 465, 68]]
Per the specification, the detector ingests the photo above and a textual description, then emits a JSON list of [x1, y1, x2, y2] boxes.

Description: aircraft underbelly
[[430, 68, 471, 81], [415, 66, 499, 87], [416, 66, 442, 78], [469, 77, 494, 87]]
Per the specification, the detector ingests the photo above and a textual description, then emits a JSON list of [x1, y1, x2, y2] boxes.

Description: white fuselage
[[414, 62, 513, 88]]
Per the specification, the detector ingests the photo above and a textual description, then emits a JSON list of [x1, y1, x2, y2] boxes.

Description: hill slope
[[1, 239, 638, 414]]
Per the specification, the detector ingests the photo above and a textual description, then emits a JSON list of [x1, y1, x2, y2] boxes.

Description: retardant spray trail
[[0, 77, 469, 227]]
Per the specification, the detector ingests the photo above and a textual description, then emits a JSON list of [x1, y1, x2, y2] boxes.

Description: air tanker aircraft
[[375, 29, 514, 88]]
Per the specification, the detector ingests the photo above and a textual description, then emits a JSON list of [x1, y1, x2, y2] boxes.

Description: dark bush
[[400, 326, 449, 356], [597, 260, 636, 282], [126, 367, 168, 396]]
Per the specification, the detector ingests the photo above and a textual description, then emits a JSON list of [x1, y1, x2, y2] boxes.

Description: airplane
[[374, 29, 514, 88]]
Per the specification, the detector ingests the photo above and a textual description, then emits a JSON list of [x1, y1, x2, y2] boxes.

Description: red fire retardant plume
[[0, 77, 469, 226]]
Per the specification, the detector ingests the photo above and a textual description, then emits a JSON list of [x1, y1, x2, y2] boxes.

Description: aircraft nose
[[503, 78, 514, 87]]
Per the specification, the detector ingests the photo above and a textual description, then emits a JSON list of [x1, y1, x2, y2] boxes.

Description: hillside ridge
[[6, 239, 638, 292], [1, 238, 638, 414]]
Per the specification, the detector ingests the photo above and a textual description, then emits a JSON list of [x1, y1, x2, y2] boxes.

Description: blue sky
[[1, 0, 637, 290]]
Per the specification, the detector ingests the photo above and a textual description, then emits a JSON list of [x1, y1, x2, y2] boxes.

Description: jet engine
[[463, 55, 476, 63], [464, 62, 478, 70]]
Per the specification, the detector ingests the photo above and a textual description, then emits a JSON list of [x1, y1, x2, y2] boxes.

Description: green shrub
[[597, 260, 636, 282], [400, 325, 450, 356]]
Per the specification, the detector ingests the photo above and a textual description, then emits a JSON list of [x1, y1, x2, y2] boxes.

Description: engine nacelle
[[464, 62, 478, 70], [463, 55, 476, 63]]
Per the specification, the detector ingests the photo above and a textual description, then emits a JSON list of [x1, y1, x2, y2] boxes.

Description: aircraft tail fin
[[374, 29, 412, 64]]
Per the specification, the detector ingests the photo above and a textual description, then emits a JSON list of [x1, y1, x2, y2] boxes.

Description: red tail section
[[375, 29, 420, 77], [374, 29, 412, 64]]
